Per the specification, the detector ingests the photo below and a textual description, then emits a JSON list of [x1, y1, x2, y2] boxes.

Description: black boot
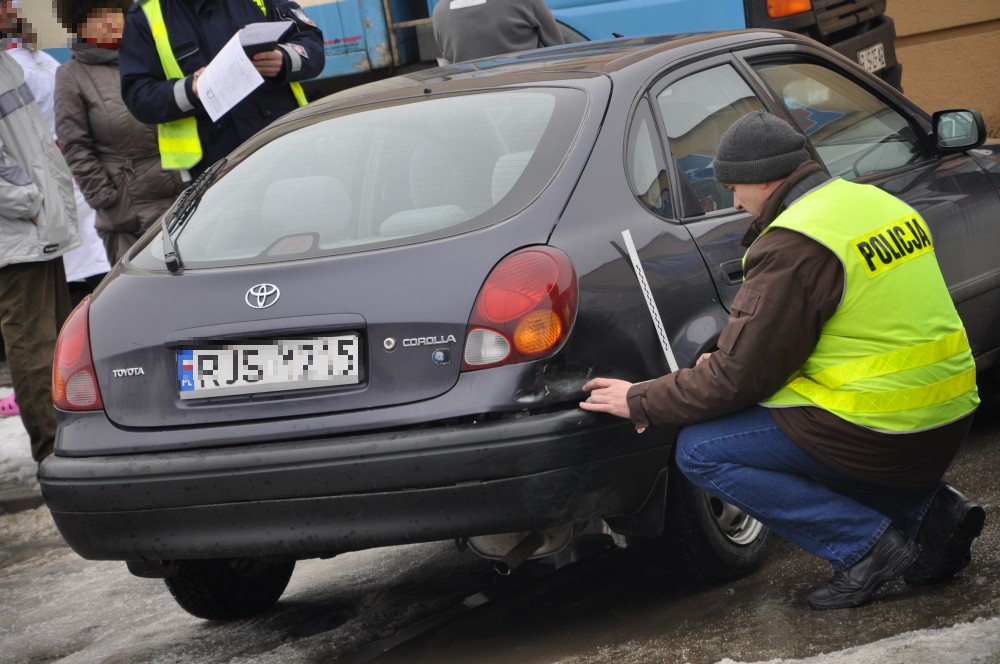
[[807, 526, 916, 610], [904, 483, 985, 585]]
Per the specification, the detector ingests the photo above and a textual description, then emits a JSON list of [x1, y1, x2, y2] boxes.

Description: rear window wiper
[[162, 159, 228, 273]]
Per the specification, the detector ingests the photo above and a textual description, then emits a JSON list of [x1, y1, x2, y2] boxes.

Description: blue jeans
[[675, 406, 939, 571]]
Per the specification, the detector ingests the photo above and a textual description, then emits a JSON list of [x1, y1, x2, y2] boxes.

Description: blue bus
[[298, 0, 900, 94]]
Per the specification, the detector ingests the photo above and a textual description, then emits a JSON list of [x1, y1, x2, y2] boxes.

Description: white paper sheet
[[197, 32, 265, 122]]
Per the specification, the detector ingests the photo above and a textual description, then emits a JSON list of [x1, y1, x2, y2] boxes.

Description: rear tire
[[164, 558, 295, 620], [659, 464, 770, 583]]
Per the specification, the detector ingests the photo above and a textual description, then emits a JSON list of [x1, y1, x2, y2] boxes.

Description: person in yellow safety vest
[[580, 110, 985, 611], [119, 0, 324, 179]]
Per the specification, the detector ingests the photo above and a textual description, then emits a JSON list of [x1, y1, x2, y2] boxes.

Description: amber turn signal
[[767, 0, 812, 19]]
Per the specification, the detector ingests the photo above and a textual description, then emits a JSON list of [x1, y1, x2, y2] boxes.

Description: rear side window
[[655, 64, 764, 218], [164, 89, 587, 268], [627, 101, 672, 219]]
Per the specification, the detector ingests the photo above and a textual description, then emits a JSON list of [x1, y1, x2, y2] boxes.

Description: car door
[[648, 45, 1000, 364], [736, 45, 1000, 364], [645, 55, 770, 312]]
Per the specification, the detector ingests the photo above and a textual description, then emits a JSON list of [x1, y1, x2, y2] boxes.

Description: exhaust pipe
[[493, 530, 546, 576]]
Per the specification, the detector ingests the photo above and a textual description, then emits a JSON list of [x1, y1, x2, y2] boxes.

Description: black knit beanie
[[712, 111, 810, 185]]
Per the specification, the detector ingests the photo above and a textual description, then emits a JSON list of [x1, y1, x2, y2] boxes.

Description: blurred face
[[0, 1, 19, 32], [79, 7, 125, 45]]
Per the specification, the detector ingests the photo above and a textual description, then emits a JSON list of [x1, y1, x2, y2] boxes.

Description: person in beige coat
[[54, 0, 186, 265]]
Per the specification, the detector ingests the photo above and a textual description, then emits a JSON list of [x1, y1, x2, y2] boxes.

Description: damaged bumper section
[[39, 409, 670, 561]]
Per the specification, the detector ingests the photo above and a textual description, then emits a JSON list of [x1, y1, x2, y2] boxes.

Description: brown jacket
[[54, 43, 186, 264], [626, 161, 971, 489]]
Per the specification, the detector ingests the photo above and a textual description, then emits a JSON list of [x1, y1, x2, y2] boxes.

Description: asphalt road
[[0, 411, 997, 664], [378, 411, 1000, 664]]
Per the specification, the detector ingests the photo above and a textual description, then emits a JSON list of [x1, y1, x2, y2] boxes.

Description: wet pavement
[[0, 412, 997, 663], [375, 411, 1000, 663]]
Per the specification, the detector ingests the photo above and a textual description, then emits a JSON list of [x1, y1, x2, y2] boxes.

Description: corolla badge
[[245, 283, 280, 309]]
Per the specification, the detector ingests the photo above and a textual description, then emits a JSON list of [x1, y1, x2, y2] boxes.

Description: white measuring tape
[[621, 229, 678, 373]]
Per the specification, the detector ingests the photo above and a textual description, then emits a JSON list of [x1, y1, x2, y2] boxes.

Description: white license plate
[[857, 43, 886, 73], [178, 335, 360, 399]]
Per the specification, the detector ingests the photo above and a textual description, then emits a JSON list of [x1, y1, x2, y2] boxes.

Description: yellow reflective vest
[[140, 0, 308, 170], [747, 178, 979, 432]]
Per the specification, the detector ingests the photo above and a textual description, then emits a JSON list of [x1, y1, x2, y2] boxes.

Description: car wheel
[[163, 558, 295, 620], [660, 464, 770, 583]]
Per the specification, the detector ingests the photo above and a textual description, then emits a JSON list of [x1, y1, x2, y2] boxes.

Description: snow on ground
[[717, 616, 1000, 664], [0, 386, 37, 493]]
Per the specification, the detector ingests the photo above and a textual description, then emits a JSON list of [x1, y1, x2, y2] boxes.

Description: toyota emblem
[[245, 283, 280, 309]]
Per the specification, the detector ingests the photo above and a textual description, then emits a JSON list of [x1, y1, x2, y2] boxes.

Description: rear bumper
[[39, 409, 671, 560]]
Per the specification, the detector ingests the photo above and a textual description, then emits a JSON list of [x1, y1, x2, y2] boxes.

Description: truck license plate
[[178, 334, 360, 399], [857, 43, 886, 73]]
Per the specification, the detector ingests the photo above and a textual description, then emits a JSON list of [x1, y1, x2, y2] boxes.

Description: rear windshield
[[153, 88, 587, 269]]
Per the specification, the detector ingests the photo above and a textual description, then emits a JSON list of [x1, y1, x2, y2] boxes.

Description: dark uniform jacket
[[119, 0, 324, 178], [626, 161, 973, 490]]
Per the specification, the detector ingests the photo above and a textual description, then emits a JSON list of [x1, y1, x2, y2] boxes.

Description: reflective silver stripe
[[0, 146, 32, 186], [174, 78, 194, 112], [0, 84, 35, 185], [0, 83, 35, 119], [17, 82, 34, 105], [279, 43, 302, 73]]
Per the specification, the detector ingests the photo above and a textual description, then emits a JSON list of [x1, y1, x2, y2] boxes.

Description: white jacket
[[8, 46, 109, 281], [0, 52, 79, 268]]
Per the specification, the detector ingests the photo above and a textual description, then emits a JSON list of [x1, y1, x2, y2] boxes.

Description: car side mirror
[[932, 109, 986, 152]]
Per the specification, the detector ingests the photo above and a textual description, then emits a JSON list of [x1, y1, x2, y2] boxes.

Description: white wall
[[891, 0, 1000, 137]]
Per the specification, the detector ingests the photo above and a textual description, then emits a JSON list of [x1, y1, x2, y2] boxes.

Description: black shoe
[[903, 483, 986, 585], [807, 527, 917, 610]]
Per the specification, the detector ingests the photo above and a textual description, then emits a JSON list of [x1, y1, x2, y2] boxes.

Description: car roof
[[430, 29, 786, 76], [304, 29, 806, 113]]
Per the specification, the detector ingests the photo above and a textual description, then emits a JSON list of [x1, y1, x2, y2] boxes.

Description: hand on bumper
[[580, 377, 633, 421]]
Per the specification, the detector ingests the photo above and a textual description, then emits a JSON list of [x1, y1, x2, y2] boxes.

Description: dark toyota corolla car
[[41, 30, 1000, 620]]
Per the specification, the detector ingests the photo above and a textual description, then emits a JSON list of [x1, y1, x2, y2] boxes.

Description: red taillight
[[53, 296, 103, 411], [767, 0, 812, 18], [462, 247, 577, 370]]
